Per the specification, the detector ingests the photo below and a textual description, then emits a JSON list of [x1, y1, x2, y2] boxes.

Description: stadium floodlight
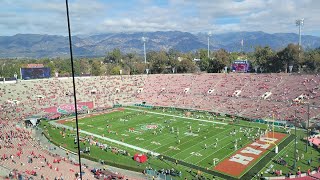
[[1, 63, 5, 78], [207, 31, 212, 58], [142, 37, 148, 64], [306, 103, 310, 152], [294, 109, 298, 168], [296, 18, 304, 51]]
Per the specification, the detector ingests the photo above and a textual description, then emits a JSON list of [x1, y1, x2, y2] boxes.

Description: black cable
[[65, 0, 82, 179]]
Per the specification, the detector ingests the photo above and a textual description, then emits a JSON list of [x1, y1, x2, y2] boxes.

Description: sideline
[[125, 107, 227, 125], [50, 121, 160, 157]]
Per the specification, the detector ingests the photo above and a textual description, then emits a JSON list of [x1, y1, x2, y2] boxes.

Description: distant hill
[[0, 31, 319, 58]]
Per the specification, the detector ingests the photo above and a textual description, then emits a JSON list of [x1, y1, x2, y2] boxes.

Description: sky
[[0, 0, 319, 36]]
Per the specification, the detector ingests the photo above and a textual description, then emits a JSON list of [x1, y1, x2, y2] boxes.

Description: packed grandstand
[[2, 73, 320, 123], [0, 73, 320, 179]]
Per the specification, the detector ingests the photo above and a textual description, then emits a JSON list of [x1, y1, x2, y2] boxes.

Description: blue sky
[[0, 0, 319, 36]]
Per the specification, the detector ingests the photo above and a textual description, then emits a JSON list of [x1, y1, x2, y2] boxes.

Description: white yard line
[[125, 107, 227, 125], [203, 139, 251, 167], [142, 133, 180, 149], [50, 121, 160, 156], [168, 127, 232, 157], [150, 132, 195, 152], [51, 108, 226, 159], [185, 134, 232, 162], [198, 141, 235, 167], [193, 129, 259, 165]]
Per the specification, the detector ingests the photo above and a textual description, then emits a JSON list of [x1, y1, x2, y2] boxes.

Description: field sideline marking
[[125, 107, 227, 125], [50, 121, 160, 156]]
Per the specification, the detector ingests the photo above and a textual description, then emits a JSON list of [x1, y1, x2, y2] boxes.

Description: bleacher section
[[1, 73, 320, 123], [137, 73, 320, 123]]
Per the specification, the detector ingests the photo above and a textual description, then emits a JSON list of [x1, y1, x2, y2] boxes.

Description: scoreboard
[[21, 67, 51, 80], [232, 60, 250, 72]]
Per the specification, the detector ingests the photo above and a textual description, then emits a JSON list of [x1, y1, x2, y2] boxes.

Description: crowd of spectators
[[0, 120, 95, 179], [1, 73, 319, 124], [137, 73, 320, 124], [1, 73, 320, 179]]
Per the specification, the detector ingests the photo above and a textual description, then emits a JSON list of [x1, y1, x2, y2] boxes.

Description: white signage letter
[[229, 154, 254, 165]]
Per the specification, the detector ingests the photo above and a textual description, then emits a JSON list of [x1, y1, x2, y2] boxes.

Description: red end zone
[[214, 132, 287, 177]]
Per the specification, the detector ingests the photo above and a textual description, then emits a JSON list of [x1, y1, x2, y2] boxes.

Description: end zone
[[214, 132, 287, 177]]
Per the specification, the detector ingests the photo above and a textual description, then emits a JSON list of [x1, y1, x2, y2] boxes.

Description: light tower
[[142, 37, 147, 64], [207, 31, 212, 58], [296, 18, 304, 51], [1, 63, 5, 78]]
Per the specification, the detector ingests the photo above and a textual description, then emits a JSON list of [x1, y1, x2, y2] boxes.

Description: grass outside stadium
[[40, 105, 320, 180]]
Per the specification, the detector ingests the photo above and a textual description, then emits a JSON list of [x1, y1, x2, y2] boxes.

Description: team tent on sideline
[[133, 153, 148, 163]]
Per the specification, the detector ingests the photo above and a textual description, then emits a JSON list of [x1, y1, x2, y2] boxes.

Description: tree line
[[0, 43, 320, 78]]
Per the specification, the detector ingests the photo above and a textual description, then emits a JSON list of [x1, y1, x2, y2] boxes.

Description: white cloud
[[0, 0, 319, 36]]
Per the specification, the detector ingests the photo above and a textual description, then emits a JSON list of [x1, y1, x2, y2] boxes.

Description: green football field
[[43, 106, 320, 179], [61, 107, 273, 173]]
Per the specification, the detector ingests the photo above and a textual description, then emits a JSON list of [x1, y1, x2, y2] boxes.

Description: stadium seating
[[137, 73, 320, 123], [1, 73, 320, 179], [1, 73, 320, 123]]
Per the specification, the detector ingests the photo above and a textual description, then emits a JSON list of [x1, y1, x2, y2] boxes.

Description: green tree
[[149, 51, 168, 74], [197, 49, 208, 60], [168, 48, 180, 60], [177, 59, 196, 73], [111, 66, 122, 75], [302, 49, 320, 72], [105, 48, 122, 64], [133, 63, 147, 74], [56, 59, 71, 75], [198, 58, 209, 71], [214, 49, 231, 67], [207, 59, 225, 73], [79, 59, 91, 75], [91, 61, 102, 76], [229, 52, 240, 63], [276, 43, 301, 73], [253, 46, 275, 72], [46, 61, 56, 76]]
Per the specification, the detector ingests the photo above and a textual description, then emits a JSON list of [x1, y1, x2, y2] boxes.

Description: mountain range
[[0, 31, 319, 58]]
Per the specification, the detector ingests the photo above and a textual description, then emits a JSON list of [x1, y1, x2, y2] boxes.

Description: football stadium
[[1, 73, 320, 179], [1, 1, 320, 180]]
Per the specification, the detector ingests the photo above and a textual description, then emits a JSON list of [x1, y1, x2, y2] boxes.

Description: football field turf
[[60, 107, 269, 174]]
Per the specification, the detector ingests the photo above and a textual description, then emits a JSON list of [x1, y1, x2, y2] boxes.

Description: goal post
[[265, 114, 278, 153]]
